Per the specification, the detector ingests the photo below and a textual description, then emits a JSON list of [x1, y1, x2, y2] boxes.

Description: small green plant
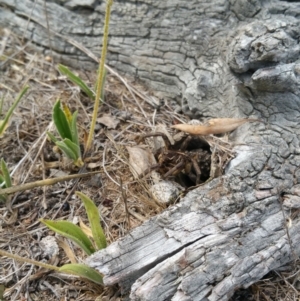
[[0, 86, 29, 136], [0, 158, 12, 202], [47, 100, 84, 167], [58, 64, 95, 100], [54, 0, 112, 160], [0, 248, 104, 285], [58, 64, 107, 103], [40, 192, 106, 284], [0, 0, 114, 292]]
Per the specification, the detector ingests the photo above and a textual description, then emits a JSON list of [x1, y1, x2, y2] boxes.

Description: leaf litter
[[0, 27, 299, 301]]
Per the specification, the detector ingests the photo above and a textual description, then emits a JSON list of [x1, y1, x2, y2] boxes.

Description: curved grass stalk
[[85, 0, 113, 153]]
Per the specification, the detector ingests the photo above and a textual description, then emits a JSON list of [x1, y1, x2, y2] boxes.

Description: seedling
[[0, 86, 29, 136], [56, 0, 112, 154], [47, 100, 84, 167], [0, 248, 103, 285], [0, 0, 113, 292], [58, 64, 107, 103], [41, 192, 106, 253], [40, 192, 106, 284]]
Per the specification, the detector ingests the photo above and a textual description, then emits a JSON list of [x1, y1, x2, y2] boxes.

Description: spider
[[136, 133, 211, 187]]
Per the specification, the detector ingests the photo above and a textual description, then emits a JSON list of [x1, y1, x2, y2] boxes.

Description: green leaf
[[76, 192, 107, 250], [55, 140, 77, 161], [53, 100, 72, 141], [1, 159, 11, 188], [59, 263, 103, 285], [63, 139, 81, 159], [47, 131, 59, 144], [70, 111, 79, 149], [63, 138, 83, 167], [0, 86, 29, 136], [40, 219, 95, 255], [58, 64, 95, 100], [0, 175, 5, 186]]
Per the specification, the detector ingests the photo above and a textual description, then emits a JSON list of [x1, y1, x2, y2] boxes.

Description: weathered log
[[2, 0, 300, 300]]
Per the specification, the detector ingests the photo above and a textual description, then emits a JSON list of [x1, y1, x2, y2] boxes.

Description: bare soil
[[0, 28, 300, 301]]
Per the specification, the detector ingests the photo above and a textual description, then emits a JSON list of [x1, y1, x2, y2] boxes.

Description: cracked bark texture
[[2, 0, 300, 300]]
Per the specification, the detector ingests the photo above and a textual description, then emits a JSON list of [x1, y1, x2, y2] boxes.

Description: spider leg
[[139, 163, 161, 179], [163, 159, 185, 179], [191, 155, 202, 185], [179, 135, 192, 151]]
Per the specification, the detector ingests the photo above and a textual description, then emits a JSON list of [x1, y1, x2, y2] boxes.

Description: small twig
[[136, 132, 171, 148], [0, 171, 100, 195], [35, 118, 48, 209], [0, 41, 32, 68], [275, 271, 299, 296], [10, 122, 54, 178], [52, 166, 87, 220], [119, 177, 131, 229], [0, 249, 59, 272], [102, 143, 120, 187]]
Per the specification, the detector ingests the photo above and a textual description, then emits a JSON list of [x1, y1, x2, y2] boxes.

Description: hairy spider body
[[156, 148, 211, 186], [137, 133, 212, 187]]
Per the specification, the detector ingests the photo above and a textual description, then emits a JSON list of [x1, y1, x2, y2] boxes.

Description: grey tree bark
[[1, 0, 300, 300]]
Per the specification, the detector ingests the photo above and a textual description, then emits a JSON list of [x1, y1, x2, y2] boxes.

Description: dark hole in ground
[[154, 135, 212, 188], [230, 288, 255, 301]]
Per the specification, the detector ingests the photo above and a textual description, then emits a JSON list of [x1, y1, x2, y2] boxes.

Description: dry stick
[[51, 166, 88, 220], [119, 177, 131, 229], [274, 271, 299, 296], [9, 265, 34, 301], [35, 118, 48, 209], [102, 143, 120, 187], [22, 0, 37, 44], [10, 124, 54, 207], [0, 171, 100, 195], [10, 122, 53, 177], [0, 249, 59, 272], [41, 150, 47, 209]]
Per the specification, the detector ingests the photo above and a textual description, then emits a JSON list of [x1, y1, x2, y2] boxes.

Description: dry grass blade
[[172, 118, 261, 135], [56, 238, 77, 264]]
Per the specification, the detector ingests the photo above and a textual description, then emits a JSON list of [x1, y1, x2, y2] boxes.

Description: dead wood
[[2, 0, 300, 300]]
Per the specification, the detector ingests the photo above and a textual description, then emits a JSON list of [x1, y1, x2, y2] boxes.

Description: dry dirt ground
[[0, 28, 300, 301]]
